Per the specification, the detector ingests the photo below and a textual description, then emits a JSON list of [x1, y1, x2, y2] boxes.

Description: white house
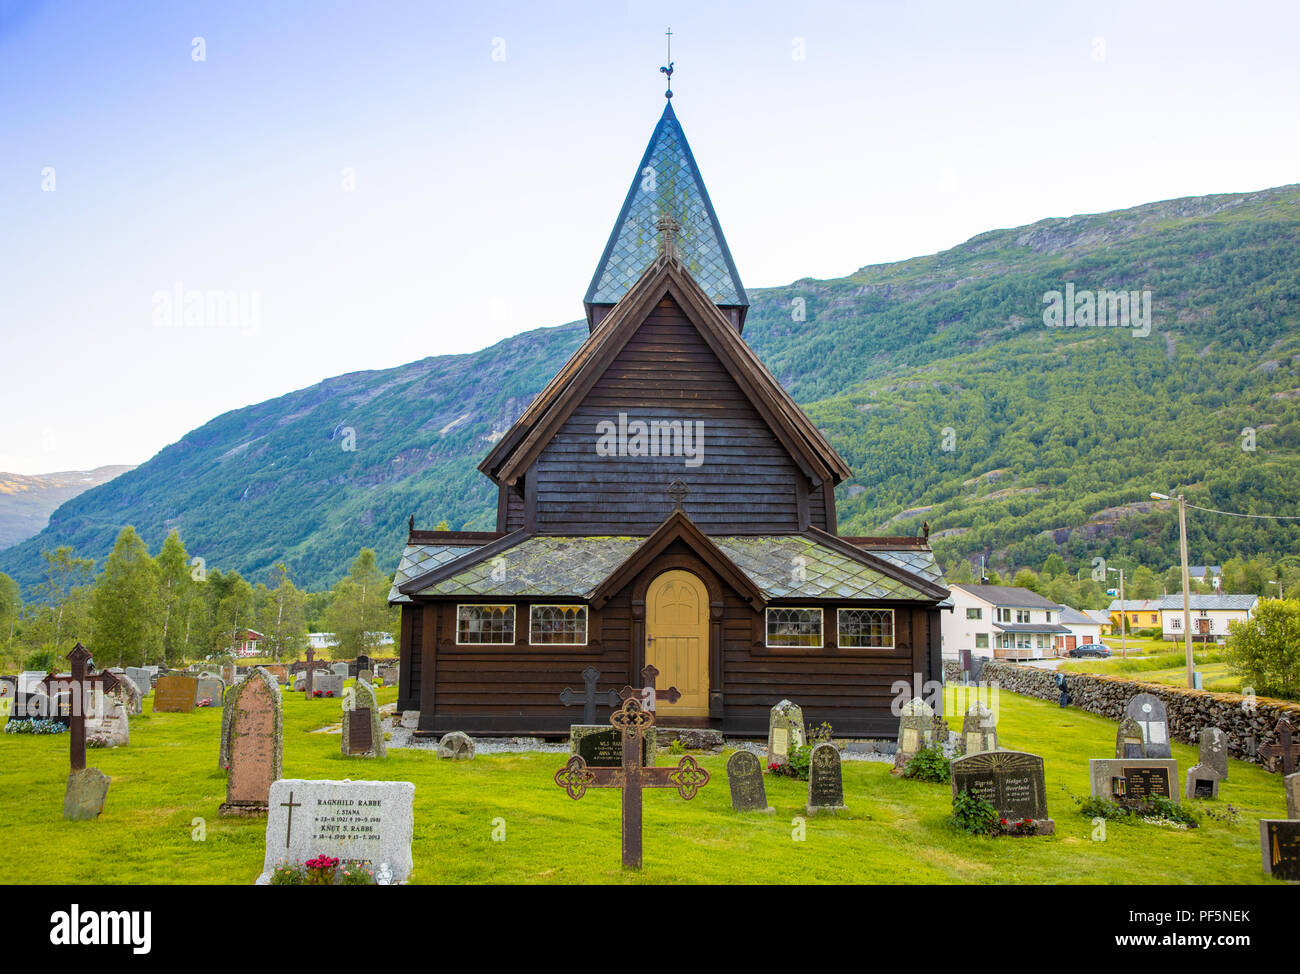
[[1055, 606, 1103, 654], [1157, 594, 1258, 642], [942, 584, 1071, 661]]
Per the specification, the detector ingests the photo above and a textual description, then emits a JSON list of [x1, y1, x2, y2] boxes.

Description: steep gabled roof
[[480, 255, 853, 488], [951, 583, 1063, 610], [584, 101, 747, 324]]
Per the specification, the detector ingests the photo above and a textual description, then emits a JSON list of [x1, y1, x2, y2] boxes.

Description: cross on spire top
[[660, 28, 673, 99]]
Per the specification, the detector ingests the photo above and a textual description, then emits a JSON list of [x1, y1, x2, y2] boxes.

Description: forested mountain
[[4, 184, 1299, 593]]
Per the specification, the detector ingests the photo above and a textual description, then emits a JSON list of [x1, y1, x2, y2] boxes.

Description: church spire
[[583, 58, 748, 333]]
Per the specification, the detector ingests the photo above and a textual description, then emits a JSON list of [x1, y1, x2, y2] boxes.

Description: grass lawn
[[1060, 645, 1249, 694], [0, 684, 1291, 884]]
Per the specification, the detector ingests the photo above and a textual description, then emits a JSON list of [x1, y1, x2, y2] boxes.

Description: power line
[[1183, 502, 1300, 522]]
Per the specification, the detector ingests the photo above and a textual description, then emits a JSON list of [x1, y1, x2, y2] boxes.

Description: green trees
[[22, 546, 95, 667], [323, 548, 397, 660], [254, 563, 308, 662], [1226, 599, 1300, 699], [0, 572, 20, 670], [89, 527, 159, 667]]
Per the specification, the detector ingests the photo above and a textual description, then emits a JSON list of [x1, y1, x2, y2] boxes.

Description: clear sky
[[3, 0, 1297, 473]]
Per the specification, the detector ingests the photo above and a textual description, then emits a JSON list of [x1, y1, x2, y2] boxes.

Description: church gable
[[534, 293, 812, 534]]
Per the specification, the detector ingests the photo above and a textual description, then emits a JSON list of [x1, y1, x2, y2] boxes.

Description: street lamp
[[1106, 565, 1127, 660], [1268, 579, 1285, 599], [1151, 491, 1194, 688]]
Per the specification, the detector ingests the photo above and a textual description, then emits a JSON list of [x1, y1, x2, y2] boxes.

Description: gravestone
[[0, 695, 11, 731], [153, 675, 199, 713], [1286, 772, 1298, 819], [113, 674, 143, 716], [767, 699, 804, 769], [806, 743, 847, 815], [1199, 726, 1229, 781], [331, 663, 349, 679], [355, 654, 373, 674], [292, 672, 306, 691], [571, 725, 655, 767], [84, 687, 129, 748], [64, 768, 111, 821], [1185, 763, 1221, 800], [219, 668, 282, 816], [951, 750, 1054, 833], [437, 731, 475, 760], [125, 667, 152, 695], [257, 779, 415, 885], [195, 675, 224, 708], [1089, 758, 1179, 801], [1260, 820, 1300, 882], [1124, 693, 1171, 759], [893, 697, 936, 772], [961, 702, 997, 755], [726, 750, 773, 813], [342, 679, 385, 758], [1116, 716, 1146, 759], [263, 665, 289, 686], [311, 673, 344, 698]]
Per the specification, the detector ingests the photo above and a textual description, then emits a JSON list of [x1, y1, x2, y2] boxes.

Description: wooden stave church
[[389, 94, 949, 739]]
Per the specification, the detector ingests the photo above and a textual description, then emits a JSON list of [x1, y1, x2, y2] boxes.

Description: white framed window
[[966, 607, 982, 620], [1044, 611, 1053, 623], [1170, 617, 1182, 630], [974, 633, 989, 649], [766, 607, 823, 648], [529, 605, 588, 645], [996, 608, 1012, 623], [456, 604, 515, 645], [1016, 609, 1031, 624], [837, 608, 894, 649]]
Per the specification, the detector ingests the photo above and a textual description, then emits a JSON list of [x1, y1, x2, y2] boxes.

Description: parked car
[[1070, 643, 1111, 658]]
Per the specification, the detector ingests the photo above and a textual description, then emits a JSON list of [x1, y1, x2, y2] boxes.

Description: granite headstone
[[726, 750, 773, 813]]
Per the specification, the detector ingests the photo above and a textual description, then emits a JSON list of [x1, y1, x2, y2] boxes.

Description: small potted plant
[[304, 855, 339, 885], [337, 862, 376, 885], [269, 860, 305, 885]]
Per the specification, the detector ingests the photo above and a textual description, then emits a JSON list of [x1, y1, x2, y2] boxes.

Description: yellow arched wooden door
[[645, 570, 709, 717]]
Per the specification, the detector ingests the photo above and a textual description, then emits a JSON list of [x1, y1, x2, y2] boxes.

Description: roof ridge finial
[[660, 28, 673, 99], [655, 212, 681, 264]]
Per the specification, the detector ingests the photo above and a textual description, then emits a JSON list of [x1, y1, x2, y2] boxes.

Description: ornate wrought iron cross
[[621, 663, 682, 713], [666, 478, 688, 511], [560, 665, 620, 725], [1258, 717, 1299, 775], [300, 645, 329, 697], [555, 695, 709, 869], [39, 643, 119, 773]]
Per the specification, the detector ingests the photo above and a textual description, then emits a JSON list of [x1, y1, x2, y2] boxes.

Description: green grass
[[1060, 645, 1251, 694], [0, 685, 1291, 884]]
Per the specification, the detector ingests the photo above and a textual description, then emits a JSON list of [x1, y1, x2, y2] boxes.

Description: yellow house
[[1107, 599, 1162, 631]]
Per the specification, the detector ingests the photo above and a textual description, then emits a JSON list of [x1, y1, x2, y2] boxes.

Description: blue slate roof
[[584, 101, 747, 312]]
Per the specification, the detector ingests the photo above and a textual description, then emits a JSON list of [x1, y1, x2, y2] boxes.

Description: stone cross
[[554, 695, 709, 869], [560, 666, 620, 725], [300, 646, 329, 697], [1258, 718, 1299, 776], [620, 664, 682, 714], [40, 643, 119, 773]]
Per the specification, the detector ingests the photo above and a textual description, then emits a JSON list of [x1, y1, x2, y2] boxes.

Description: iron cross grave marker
[[554, 695, 709, 869], [560, 666, 620, 725]]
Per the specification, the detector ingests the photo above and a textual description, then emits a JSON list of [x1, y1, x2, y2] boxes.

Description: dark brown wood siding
[[397, 602, 422, 713], [413, 563, 941, 738], [531, 297, 808, 535]]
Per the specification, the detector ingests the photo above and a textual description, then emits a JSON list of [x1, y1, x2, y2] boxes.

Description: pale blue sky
[[3, 0, 1297, 472]]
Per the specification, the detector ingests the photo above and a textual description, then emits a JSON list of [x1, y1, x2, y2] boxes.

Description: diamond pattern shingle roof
[[585, 102, 746, 310], [397, 534, 934, 602], [388, 543, 486, 603]]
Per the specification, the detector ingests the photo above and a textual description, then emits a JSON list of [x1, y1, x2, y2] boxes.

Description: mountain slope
[[0, 466, 135, 551], [4, 184, 1299, 592]]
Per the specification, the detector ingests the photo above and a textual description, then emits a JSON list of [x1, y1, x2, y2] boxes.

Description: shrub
[[1225, 599, 1300, 699], [770, 744, 812, 780], [1071, 792, 1200, 828], [666, 738, 687, 755], [902, 744, 950, 782], [337, 862, 376, 885], [949, 789, 1000, 835]]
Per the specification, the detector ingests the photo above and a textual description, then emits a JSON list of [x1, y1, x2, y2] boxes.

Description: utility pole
[[1152, 491, 1194, 688], [1108, 566, 1127, 660]]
